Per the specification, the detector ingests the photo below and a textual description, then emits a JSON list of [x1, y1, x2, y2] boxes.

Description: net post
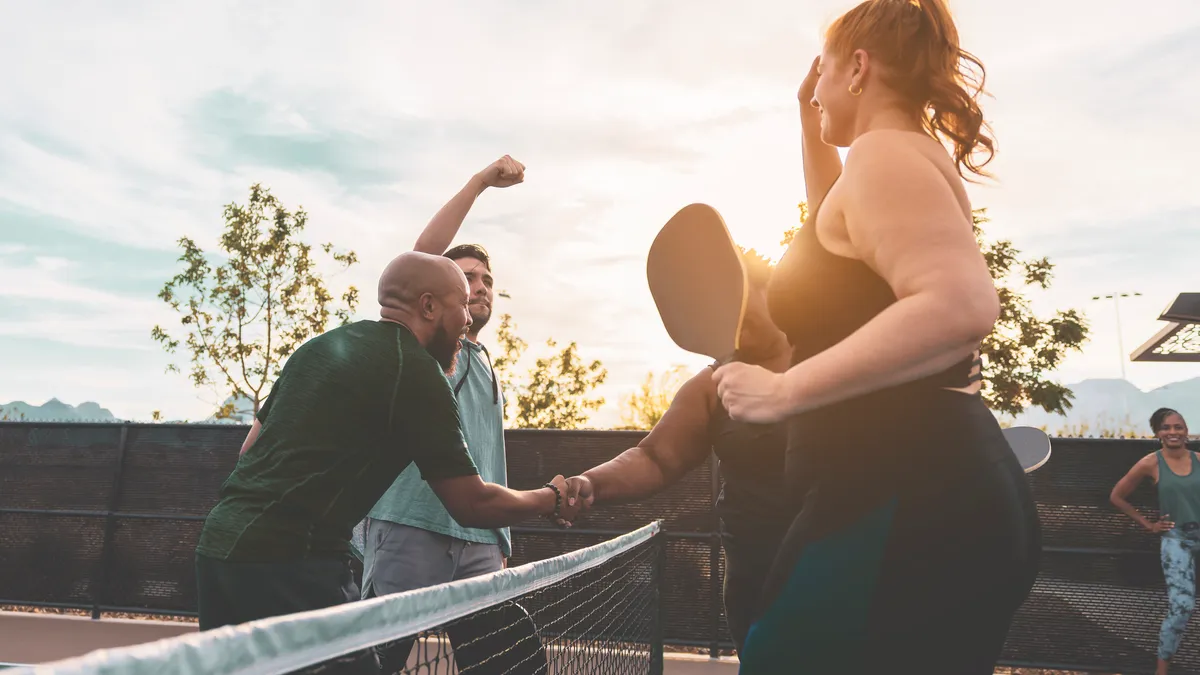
[[92, 422, 131, 620], [708, 454, 722, 658], [651, 520, 666, 675]]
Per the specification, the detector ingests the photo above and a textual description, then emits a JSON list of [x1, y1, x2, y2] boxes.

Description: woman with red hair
[[712, 1, 1040, 672]]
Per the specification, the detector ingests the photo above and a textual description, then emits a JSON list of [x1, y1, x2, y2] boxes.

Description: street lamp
[[1091, 292, 1142, 381]]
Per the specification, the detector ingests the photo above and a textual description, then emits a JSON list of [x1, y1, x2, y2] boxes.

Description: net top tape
[[15, 521, 662, 675]]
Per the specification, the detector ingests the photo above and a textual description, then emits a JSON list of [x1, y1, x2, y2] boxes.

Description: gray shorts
[[360, 519, 503, 599], [359, 520, 538, 675]]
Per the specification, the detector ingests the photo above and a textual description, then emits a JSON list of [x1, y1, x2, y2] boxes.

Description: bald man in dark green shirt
[[194, 253, 573, 659]]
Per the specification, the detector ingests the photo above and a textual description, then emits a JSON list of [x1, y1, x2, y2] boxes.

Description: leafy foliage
[[616, 365, 691, 430], [151, 184, 359, 418], [972, 208, 1088, 416], [491, 313, 528, 399], [491, 313, 608, 429], [778, 201, 809, 248]]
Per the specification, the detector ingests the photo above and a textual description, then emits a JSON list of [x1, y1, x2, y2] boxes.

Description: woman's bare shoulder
[[846, 130, 953, 173], [843, 131, 941, 182], [1136, 452, 1160, 471], [843, 130, 970, 218]]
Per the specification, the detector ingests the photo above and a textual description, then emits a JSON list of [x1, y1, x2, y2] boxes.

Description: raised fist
[[478, 155, 525, 189]]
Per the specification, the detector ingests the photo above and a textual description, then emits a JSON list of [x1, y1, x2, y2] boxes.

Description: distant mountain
[[1004, 377, 1200, 436], [0, 398, 118, 422], [6, 376, 1200, 433]]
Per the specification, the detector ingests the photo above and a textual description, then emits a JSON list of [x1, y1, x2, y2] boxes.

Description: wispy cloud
[[0, 0, 1198, 423]]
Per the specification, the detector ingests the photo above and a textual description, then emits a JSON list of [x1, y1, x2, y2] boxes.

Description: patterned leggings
[[1160, 532, 1200, 661]]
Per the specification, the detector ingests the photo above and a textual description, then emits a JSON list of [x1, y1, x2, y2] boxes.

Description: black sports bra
[[767, 203, 978, 392]]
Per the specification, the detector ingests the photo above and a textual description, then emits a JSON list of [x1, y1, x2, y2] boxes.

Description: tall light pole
[[1091, 292, 1142, 381]]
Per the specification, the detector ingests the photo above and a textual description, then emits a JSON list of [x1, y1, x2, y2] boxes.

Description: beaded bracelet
[[543, 482, 562, 520]]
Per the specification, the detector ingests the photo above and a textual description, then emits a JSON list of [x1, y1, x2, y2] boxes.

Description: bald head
[[377, 253, 471, 371], [378, 251, 468, 314]]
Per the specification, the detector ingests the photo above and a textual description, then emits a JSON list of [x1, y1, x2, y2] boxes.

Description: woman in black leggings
[[712, 0, 1040, 672]]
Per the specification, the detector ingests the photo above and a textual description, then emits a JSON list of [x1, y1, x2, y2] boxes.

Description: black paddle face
[[1002, 426, 1052, 473], [646, 204, 748, 361]]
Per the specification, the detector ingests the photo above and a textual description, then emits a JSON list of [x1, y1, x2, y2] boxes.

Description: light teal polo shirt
[[367, 338, 511, 557]]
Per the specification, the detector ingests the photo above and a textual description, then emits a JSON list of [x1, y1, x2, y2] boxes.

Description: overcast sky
[[1, 0, 1198, 425]]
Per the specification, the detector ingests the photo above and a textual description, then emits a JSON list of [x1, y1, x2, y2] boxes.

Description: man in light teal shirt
[[362, 155, 544, 675], [364, 332, 510, 561]]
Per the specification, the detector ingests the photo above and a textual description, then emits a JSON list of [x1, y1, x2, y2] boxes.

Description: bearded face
[[429, 322, 464, 376]]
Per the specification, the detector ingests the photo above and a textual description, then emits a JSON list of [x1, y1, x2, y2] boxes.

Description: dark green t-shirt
[[196, 320, 478, 562]]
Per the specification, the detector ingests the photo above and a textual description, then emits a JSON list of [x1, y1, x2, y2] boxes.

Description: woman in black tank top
[[711, 1, 1040, 673]]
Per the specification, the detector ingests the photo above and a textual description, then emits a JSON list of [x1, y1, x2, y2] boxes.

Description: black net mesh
[[0, 424, 122, 510], [8, 421, 1200, 672], [117, 425, 242, 515], [273, 531, 659, 675], [508, 533, 724, 648], [0, 511, 105, 606], [503, 430, 728, 649]]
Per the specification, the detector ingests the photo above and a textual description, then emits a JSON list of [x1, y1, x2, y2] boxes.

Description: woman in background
[[1112, 408, 1199, 675]]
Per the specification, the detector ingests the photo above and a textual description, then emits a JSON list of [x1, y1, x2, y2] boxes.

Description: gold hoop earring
[[849, 84, 863, 96]]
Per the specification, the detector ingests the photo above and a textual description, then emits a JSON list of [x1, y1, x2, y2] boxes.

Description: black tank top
[[768, 217, 974, 391], [708, 393, 793, 539], [767, 206, 990, 509]]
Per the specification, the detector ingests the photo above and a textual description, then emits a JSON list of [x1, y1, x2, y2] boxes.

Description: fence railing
[[0, 421, 1196, 673]]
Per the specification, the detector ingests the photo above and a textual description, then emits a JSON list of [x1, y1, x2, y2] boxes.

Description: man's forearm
[[413, 174, 488, 254], [582, 448, 670, 506], [463, 484, 556, 528]]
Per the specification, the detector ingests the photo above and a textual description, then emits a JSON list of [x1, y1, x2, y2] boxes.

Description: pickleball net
[[15, 522, 664, 675]]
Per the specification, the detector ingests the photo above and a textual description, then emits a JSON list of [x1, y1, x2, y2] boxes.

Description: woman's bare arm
[[578, 370, 717, 505], [1111, 455, 1167, 531], [767, 133, 998, 417]]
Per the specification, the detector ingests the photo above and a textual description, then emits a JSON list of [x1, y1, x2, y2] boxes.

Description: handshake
[[545, 475, 596, 528]]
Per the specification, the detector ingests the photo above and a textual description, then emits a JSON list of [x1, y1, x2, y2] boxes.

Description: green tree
[[616, 365, 690, 430], [972, 208, 1088, 416], [491, 313, 528, 400], [151, 184, 359, 419], [491, 313, 608, 429]]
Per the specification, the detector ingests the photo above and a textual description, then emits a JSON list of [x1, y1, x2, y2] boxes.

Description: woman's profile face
[[812, 49, 859, 147]]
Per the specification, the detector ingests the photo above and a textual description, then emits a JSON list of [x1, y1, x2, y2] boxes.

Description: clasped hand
[[711, 362, 793, 424], [545, 475, 595, 528]]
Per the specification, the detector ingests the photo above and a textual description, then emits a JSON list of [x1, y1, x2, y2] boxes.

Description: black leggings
[[739, 429, 1040, 673], [722, 528, 788, 654]]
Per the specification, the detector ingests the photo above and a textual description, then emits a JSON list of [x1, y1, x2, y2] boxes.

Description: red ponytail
[[827, 0, 995, 180]]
